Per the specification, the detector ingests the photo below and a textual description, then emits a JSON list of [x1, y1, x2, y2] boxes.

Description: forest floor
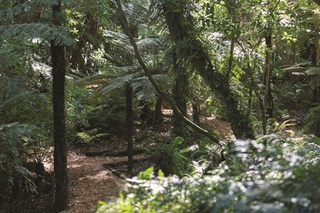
[[66, 151, 127, 213], [0, 114, 235, 213], [65, 114, 234, 213]]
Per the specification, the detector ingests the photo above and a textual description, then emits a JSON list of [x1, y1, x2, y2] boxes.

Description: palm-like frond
[[137, 37, 164, 57], [0, 23, 74, 46], [0, 0, 56, 22], [0, 39, 34, 72], [104, 30, 133, 52], [133, 73, 171, 100], [121, 0, 149, 26], [97, 73, 136, 94], [73, 64, 140, 87]]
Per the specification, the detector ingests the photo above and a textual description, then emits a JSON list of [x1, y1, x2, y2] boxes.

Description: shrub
[[96, 135, 320, 213], [303, 105, 320, 137]]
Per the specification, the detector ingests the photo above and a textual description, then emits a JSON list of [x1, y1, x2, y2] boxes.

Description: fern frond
[[97, 73, 135, 94], [104, 30, 133, 52], [181, 144, 199, 154], [72, 74, 112, 87], [122, 1, 149, 26], [135, 84, 157, 103], [305, 67, 320, 76], [0, 122, 20, 131], [281, 63, 308, 73], [0, 23, 74, 46], [303, 105, 320, 137], [0, 91, 34, 109], [0, 0, 56, 21], [100, 64, 140, 75], [137, 37, 163, 53]]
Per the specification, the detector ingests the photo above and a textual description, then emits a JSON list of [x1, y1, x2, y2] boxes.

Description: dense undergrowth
[[97, 135, 320, 213]]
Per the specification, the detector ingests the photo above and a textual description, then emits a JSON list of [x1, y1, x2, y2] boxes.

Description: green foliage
[[137, 166, 165, 180], [145, 134, 188, 177], [65, 83, 95, 141], [0, 77, 52, 198], [0, 38, 36, 74], [273, 82, 313, 111], [75, 129, 109, 144], [0, 123, 40, 198], [86, 94, 127, 136], [0, 0, 74, 46], [304, 105, 320, 137], [0, 23, 74, 46], [97, 135, 320, 213]]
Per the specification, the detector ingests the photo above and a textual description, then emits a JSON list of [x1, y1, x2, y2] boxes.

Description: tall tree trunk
[[155, 95, 163, 123], [227, 37, 235, 82], [264, 32, 273, 119], [161, 1, 255, 139], [51, 0, 68, 211], [192, 102, 200, 125], [139, 100, 149, 122], [247, 75, 254, 120], [126, 84, 133, 172], [172, 53, 188, 137], [70, 38, 88, 76]]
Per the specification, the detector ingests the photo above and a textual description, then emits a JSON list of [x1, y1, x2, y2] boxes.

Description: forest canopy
[[1, 0, 320, 212]]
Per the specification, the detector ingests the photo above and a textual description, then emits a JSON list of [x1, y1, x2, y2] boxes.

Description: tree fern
[[0, 0, 55, 23], [97, 73, 136, 94], [0, 23, 74, 46]]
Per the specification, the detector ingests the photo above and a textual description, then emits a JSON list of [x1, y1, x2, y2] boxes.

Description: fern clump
[[145, 135, 188, 177], [303, 105, 320, 137]]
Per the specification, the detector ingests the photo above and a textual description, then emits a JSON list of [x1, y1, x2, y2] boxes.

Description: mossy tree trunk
[[51, 0, 68, 211], [161, 1, 255, 139], [172, 53, 188, 137]]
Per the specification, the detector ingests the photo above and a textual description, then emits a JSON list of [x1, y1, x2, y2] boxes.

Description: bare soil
[[66, 152, 127, 213]]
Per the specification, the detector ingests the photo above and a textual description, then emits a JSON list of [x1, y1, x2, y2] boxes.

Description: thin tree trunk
[[247, 62, 266, 135], [155, 95, 163, 123], [227, 37, 235, 82], [70, 38, 88, 76], [264, 32, 273, 119], [51, 0, 68, 211], [192, 103, 200, 125], [247, 74, 253, 120], [139, 100, 149, 122], [126, 84, 133, 172]]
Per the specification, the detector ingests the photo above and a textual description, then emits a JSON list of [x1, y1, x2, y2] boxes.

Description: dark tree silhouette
[[51, 0, 68, 211], [126, 84, 133, 172]]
